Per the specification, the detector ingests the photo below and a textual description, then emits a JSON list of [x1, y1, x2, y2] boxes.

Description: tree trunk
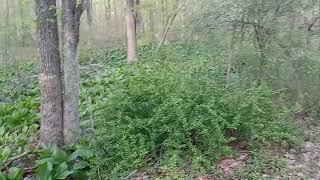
[[156, 0, 182, 50], [226, 29, 237, 81], [56, 0, 65, 60], [4, 0, 10, 65], [62, 0, 86, 145], [135, 0, 142, 35], [125, 0, 138, 63], [86, 0, 94, 45], [35, 0, 64, 146], [104, 0, 111, 20], [19, 0, 25, 48]]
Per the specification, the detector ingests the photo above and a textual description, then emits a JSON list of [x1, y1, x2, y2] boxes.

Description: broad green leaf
[[69, 147, 93, 160], [7, 167, 23, 180], [36, 158, 54, 166], [54, 163, 73, 179], [0, 172, 7, 180], [73, 161, 89, 170], [36, 162, 53, 180]]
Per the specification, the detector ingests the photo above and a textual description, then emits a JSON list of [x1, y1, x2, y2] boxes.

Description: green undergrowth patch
[[0, 42, 301, 179], [85, 45, 301, 178]]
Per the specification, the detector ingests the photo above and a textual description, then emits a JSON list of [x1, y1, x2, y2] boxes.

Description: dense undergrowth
[[0, 43, 301, 179]]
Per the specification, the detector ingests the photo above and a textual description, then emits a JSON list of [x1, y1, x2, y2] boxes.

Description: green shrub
[[89, 58, 299, 178]]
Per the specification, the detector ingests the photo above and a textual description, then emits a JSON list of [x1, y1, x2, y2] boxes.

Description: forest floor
[[281, 118, 320, 179], [129, 117, 320, 180]]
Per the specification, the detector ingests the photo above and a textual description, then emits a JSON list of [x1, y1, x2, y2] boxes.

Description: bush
[[89, 58, 299, 178]]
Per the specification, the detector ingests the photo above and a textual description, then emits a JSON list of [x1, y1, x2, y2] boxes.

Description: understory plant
[[89, 56, 299, 178]]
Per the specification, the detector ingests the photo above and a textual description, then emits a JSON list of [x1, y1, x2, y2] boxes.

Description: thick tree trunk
[[36, 0, 64, 146], [62, 0, 86, 145], [125, 0, 138, 63]]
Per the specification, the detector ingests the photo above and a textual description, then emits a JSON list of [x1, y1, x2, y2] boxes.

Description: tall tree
[[62, 0, 88, 145], [86, 0, 94, 45], [35, 0, 64, 146], [125, 0, 138, 63], [4, 0, 10, 64]]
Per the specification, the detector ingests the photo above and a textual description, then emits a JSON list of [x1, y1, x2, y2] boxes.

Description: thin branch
[[307, 16, 320, 31], [121, 170, 138, 180], [1, 151, 31, 170], [156, 1, 184, 50]]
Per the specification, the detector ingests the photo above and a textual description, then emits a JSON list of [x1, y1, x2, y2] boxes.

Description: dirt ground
[[282, 121, 320, 179]]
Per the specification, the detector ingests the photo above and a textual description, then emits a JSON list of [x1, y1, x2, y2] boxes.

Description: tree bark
[[62, 0, 86, 145], [125, 0, 138, 63], [35, 0, 64, 146]]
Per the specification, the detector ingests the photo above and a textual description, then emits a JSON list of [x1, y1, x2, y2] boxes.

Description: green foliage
[[7, 167, 23, 180], [0, 63, 40, 172], [88, 49, 299, 178], [0, 43, 302, 178], [35, 144, 93, 180]]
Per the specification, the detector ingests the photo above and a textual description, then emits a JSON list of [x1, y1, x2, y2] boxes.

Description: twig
[[1, 151, 30, 170], [24, 166, 37, 174], [121, 170, 138, 180]]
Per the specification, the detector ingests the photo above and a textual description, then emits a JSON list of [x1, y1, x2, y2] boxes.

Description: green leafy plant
[[35, 144, 93, 180], [89, 55, 299, 178]]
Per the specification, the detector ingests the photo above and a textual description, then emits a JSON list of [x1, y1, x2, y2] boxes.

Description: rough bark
[[125, 0, 138, 63], [62, 0, 86, 145], [35, 0, 64, 146]]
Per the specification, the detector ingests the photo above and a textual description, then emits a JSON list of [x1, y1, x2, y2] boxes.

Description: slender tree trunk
[[226, 29, 237, 81], [62, 0, 86, 145], [86, 0, 93, 28], [36, 0, 64, 146], [135, 0, 142, 35], [125, 0, 138, 63], [104, 0, 111, 20], [86, 0, 94, 45], [157, 0, 182, 50], [19, 1, 25, 48], [4, 0, 10, 65]]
